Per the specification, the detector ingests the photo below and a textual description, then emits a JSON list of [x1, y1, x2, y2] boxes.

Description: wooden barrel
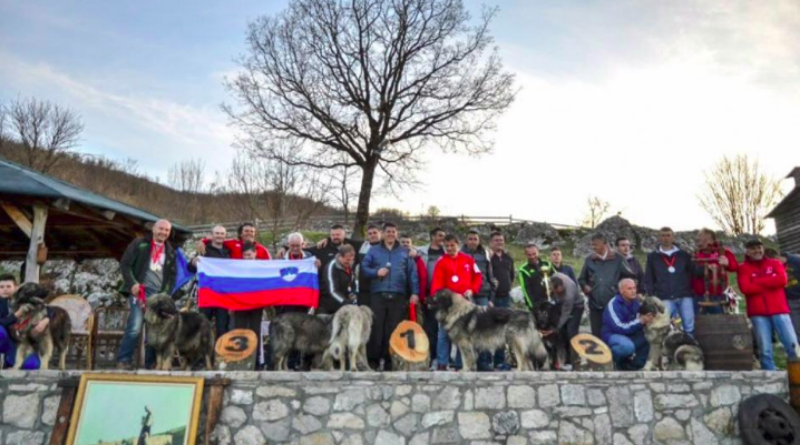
[[789, 359, 800, 415], [694, 314, 753, 370]]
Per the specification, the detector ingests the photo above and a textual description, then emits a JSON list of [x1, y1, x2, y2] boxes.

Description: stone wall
[[0, 370, 788, 445]]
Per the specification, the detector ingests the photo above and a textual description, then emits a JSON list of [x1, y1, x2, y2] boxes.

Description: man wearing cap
[[643, 227, 697, 336], [739, 239, 799, 370]]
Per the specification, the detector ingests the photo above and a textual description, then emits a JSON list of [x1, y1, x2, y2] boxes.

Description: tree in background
[[581, 196, 611, 228], [225, 0, 516, 236], [698, 154, 783, 236], [426, 205, 442, 220], [168, 158, 206, 223], [2, 98, 83, 174]]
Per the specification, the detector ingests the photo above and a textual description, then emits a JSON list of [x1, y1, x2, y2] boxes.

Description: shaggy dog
[[639, 296, 671, 371], [532, 303, 560, 370], [328, 305, 373, 371], [663, 331, 705, 371], [431, 290, 548, 371], [144, 294, 214, 370], [269, 312, 334, 371], [10, 283, 71, 370]]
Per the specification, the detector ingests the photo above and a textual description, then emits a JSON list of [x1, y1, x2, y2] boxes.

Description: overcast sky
[[2, 0, 799, 232]]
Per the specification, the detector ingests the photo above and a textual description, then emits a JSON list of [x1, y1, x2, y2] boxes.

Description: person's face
[[288, 239, 303, 254], [553, 283, 565, 295], [591, 239, 607, 255], [659, 231, 674, 246], [152, 220, 171, 243], [211, 227, 227, 245], [0, 280, 16, 299], [620, 281, 637, 300], [384, 227, 398, 243], [490, 235, 505, 251], [432, 231, 445, 247], [525, 247, 539, 262], [466, 234, 480, 250], [243, 250, 257, 260], [697, 232, 713, 250], [330, 228, 346, 245], [445, 240, 460, 256], [747, 245, 765, 261], [340, 252, 355, 267], [400, 237, 413, 249], [550, 250, 562, 265], [241, 225, 257, 242], [617, 240, 631, 256], [367, 228, 381, 243]]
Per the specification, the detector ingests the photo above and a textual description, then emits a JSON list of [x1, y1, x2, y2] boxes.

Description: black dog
[[532, 303, 560, 370]]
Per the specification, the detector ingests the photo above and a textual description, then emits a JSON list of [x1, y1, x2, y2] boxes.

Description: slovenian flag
[[197, 257, 319, 310]]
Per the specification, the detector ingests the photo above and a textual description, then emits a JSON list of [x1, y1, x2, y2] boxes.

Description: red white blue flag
[[197, 257, 319, 310]]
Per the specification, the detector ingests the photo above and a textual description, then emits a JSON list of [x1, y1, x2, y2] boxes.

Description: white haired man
[[601, 279, 654, 371]]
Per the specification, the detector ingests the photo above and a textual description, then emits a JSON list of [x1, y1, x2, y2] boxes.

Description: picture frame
[[65, 373, 205, 445]]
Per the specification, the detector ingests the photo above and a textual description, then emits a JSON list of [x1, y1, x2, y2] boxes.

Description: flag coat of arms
[[197, 257, 319, 310]]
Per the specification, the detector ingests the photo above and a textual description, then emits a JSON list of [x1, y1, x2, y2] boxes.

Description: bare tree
[[0, 101, 7, 150], [7, 98, 84, 173], [699, 154, 783, 236], [225, 146, 331, 247], [581, 196, 611, 229], [326, 157, 362, 225], [225, 0, 516, 235], [168, 158, 206, 223]]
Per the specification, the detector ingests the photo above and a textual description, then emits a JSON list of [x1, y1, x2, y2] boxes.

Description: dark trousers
[[368, 293, 409, 369], [423, 304, 439, 363], [200, 307, 230, 341], [560, 305, 584, 365], [492, 295, 511, 367], [358, 290, 372, 308], [590, 308, 604, 339], [232, 309, 263, 370]]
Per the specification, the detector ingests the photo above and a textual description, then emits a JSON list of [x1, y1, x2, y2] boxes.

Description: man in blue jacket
[[362, 222, 420, 370], [602, 279, 655, 370]]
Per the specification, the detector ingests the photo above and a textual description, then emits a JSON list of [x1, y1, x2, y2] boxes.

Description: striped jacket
[[600, 294, 643, 344], [319, 255, 359, 313]]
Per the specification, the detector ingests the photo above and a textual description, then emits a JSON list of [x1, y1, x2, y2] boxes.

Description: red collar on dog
[[14, 315, 33, 332]]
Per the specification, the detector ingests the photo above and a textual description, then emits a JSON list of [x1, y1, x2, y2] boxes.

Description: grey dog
[[144, 294, 214, 370]]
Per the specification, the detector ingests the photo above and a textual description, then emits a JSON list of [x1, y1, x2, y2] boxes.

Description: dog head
[[532, 304, 555, 330], [146, 294, 178, 321], [430, 289, 460, 313], [638, 296, 665, 317], [11, 282, 49, 314]]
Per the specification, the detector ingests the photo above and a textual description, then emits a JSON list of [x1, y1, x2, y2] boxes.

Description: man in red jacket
[[738, 239, 799, 370], [197, 222, 271, 260], [430, 234, 482, 370], [692, 228, 739, 315]]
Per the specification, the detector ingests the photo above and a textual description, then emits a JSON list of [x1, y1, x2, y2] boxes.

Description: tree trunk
[[353, 162, 377, 237]]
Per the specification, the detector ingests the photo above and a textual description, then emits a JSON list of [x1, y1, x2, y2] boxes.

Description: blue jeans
[[493, 295, 510, 367], [116, 296, 156, 367], [608, 331, 649, 370], [752, 314, 799, 370], [0, 325, 40, 369], [437, 322, 463, 369], [474, 296, 493, 371], [665, 297, 695, 335]]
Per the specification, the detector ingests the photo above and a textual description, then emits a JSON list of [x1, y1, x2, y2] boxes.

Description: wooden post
[[204, 377, 231, 445], [25, 204, 48, 283], [50, 377, 80, 445]]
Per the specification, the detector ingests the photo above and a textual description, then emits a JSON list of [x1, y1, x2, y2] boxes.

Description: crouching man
[[601, 278, 654, 370]]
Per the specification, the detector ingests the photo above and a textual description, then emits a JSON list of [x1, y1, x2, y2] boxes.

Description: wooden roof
[[0, 159, 191, 261]]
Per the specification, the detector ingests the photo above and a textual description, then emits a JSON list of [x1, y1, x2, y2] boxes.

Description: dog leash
[[409, 302, 417, 323]]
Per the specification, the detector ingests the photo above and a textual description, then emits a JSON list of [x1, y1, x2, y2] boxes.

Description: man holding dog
[[117, 219, 177, 370], [643, 227, 696, 336], [602, 278, 654, 371], [461, 230, 496, 371], [739, 239, 799, 370], [430, 234, 483, 371], [548, 273, 585, 367], [362, 222, 420, 370], [319, 244, 359, 314], [0, 274, 47, 369], [579, 233, 624, 338]]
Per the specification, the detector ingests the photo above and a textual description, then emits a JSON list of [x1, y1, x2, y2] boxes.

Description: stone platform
[[0, 370, 788, 444]]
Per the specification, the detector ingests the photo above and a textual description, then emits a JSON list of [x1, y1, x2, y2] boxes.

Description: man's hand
[[718, 256, 729, 267], [347, 293, 357, 302], [32, 318, 50, 336], [195, 242, 206, 255], [131, 283, 141, 296], [409, 248, 418, 258], [464, 290, 474, 300], [317, 238, 329, 249], [639, 313, 655, 325], [14, 303, 35, 319], [410, 294, 420, 305], [314, 259, 322, 268], [583, 285, 592, 294], [488, 300, 494, 308], [191, 256, 199, 266], [377, 268, 389, 278]]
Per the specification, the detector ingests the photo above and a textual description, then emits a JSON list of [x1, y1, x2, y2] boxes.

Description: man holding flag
[[116, 219, 177, 370]]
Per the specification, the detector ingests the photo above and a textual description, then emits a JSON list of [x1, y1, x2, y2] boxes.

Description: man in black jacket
[[306, 224, 363, 269], [578, 233, 623, 337], [319, 245, 359, 314], [489, 231, 514, 370], [616, 237, 644, 294], [192, 225, 231, 339], [644, 227, 697, 336], [117, 219, 177, 369], [462, 230, 496, 371]]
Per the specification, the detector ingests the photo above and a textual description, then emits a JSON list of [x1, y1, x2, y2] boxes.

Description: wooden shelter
[[0, 158, 191, 282], [768, 168, 800, 254]]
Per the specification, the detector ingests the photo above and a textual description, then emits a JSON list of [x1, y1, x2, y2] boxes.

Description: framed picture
[[65, 374, 204, 445]]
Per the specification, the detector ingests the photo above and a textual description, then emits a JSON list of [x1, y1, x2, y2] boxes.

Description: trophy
[[541, 264, 553, 303]]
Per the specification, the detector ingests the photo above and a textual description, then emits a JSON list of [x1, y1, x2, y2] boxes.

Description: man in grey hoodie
[[579, 233, 624, 337], [416, 227, 446, 363]]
